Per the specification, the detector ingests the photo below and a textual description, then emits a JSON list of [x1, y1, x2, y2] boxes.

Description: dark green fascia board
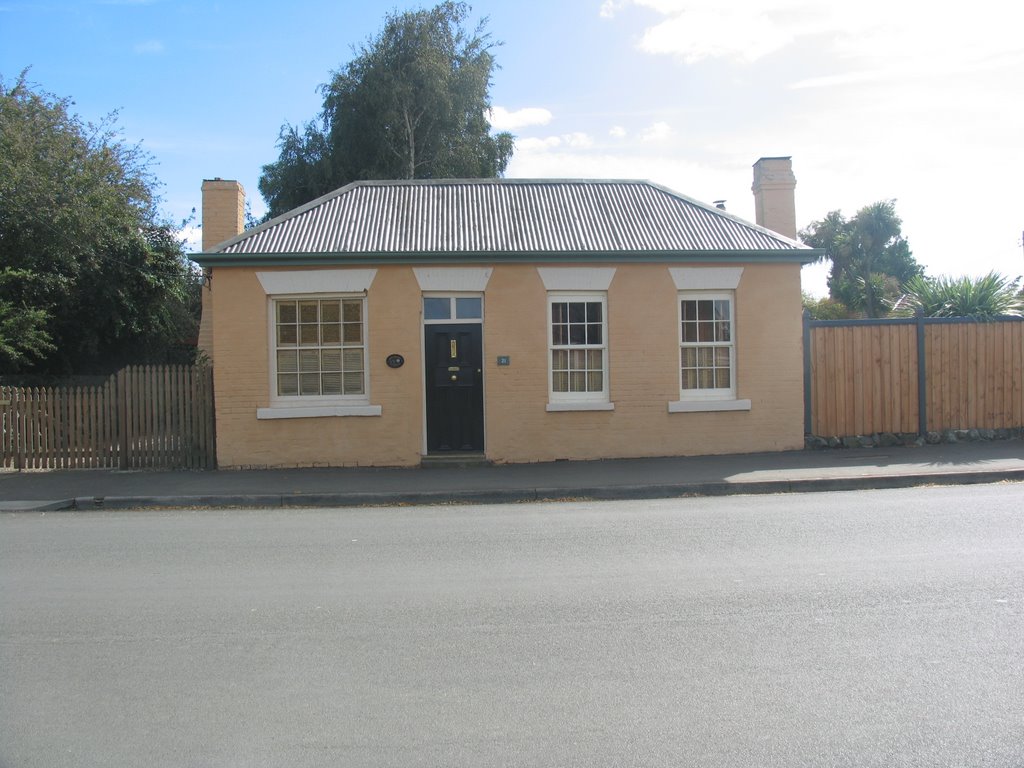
[[191, 248, 823, 267]]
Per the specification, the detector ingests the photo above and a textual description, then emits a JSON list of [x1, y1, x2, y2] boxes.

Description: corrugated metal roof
[[207, 179, 811, 258]]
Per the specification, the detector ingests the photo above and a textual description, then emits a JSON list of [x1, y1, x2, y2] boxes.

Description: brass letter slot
[[450, 340, 457, 358], [447, 366, 460, 372]]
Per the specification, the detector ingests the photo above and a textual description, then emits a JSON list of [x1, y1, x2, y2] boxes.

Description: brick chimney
[[751, 157, 797, 240], [197, 179, 245, 362]]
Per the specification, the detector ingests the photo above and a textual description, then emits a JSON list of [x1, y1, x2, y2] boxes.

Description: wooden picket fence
[[804, 315, 1024, 437], [1, 365, 215, 470]]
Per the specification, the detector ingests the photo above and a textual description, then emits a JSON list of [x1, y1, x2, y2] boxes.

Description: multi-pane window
[[680, 293, 734, 397], [549, 295, 607, 400], [274, 298, 365, 398]]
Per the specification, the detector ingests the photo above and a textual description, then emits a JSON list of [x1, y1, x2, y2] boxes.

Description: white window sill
[[668, 398, 751, 413], [257, 404, 383, 420], [546, 401, 615, 412]]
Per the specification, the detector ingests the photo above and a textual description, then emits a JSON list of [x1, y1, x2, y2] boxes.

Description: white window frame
[[257, 293, 381, 419], [421, 292, 484, 325], [546, 291, 613, 412], [669, 290, 750, 413]]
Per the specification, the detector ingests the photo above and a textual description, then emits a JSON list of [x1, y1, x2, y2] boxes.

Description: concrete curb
[[0, 468, 1009, 512]]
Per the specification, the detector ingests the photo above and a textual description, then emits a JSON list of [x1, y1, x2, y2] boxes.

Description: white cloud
[[516, 132, 595, 152], [516, 136, 563, 152], [133, 39, 165, 55], [489, 106, 553, 131], [609, 126, 627, 139], [640, 121, 672, 142], [599, 0, 627, 18]]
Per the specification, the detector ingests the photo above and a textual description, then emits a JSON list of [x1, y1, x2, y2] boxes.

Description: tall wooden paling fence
[[1, 365, 215, 470], [804, 315, 1024, 437]]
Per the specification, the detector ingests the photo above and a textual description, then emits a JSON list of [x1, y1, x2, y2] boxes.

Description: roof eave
[[191, 248, 822, 268]]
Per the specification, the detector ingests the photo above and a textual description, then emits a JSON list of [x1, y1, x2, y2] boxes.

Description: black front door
[[425, 324, 484, 453]]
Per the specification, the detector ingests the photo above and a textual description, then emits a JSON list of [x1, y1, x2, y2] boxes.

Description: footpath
[[1, 440, 1022, 512]]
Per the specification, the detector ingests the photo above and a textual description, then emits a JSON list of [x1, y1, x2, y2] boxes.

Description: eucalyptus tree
[[259, 2, 514, 219]]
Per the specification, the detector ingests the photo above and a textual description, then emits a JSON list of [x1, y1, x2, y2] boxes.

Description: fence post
[[117, 368, 129, 470], [916, 311, 928, 435], [802, 309, 812, 436]]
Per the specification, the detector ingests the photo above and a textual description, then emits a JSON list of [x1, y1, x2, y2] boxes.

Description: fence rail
[[805, 315, 1024, 437], [1, 365, 215, 470]]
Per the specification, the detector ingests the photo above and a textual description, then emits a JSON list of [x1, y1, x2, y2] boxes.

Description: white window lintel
[[257, 269, 377, 296]]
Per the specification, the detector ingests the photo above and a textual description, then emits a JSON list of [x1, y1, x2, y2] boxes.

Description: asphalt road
[[2, 485, 1023, 767]]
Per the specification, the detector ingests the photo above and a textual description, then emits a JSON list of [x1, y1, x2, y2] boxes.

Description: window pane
[[343, 371, 364, 395], [586, 323, 602, 345], [569, 324, 586, 345], [343, 322, 362, 344], [551, 302, 567, 323], [568, 303, 586, 323], [715, 347, 731, 367], [321, 301, 340, 324], [321, 372, 342, 395], [697, 300, 713, 321], [277, 350, 298, 373], [681, 347, 697, 367], [587, 350, 602, 369], [714, 300, 729, 321], [299, 373, 320, 396], [321, 349, 342, 372], [321, 323, 341, 344], [682, 322, 697, 344], [698, 369, 714, 389], [455, 297, 481, 319], [343, 349, 363, 371], [681, 369, 697, 390], [299, 324, 319, 345], [552, 371, 568, 392], [299, 301, 319, 323], [716, 367, 731, 388], [569, 349, 586, 370], [586, 302, 602, 322], [698, 321, 714, 342], [716, 322, 731, 342], [552, 324, 568, 345], [681, 300, 695, 322], [299, 349, 320, 373], [698, 347, 714, 367], [278, 374, 298, 396], [587, 370, 602, 391], [277, 325, 297, 346], [552, 349, 568, 371], [342, 300, 361, 322], [424, 297, 450, 320], [570, 371, 586, 392], [277, 301, 297, 324]]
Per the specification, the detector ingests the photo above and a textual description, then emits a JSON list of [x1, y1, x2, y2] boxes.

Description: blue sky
[[2, 0, 1022, 295]]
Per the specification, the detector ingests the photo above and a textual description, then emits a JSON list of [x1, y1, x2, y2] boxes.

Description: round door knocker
[[385, 354, 405, 369]]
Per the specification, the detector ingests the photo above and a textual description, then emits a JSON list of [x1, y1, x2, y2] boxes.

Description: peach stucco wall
[[210, 261, 804, 468]]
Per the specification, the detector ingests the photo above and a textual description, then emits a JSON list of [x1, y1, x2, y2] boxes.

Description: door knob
[[450, 374, 458, 381]]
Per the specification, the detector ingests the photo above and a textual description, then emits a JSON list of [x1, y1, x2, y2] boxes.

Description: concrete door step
[[421, 453, 492, 469]]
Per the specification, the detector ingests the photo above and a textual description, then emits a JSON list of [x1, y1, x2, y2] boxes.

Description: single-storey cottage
[[193, 157, 817, 468]]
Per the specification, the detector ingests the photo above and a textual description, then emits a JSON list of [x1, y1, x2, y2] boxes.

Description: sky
[[2, 0, 1023, 296]]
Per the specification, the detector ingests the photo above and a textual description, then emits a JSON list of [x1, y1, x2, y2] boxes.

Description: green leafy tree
[[0, 71, 200, 375], [898, 272, 1023, 318], [800, 201, 922, 318], [259, 1, 514, 219]]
